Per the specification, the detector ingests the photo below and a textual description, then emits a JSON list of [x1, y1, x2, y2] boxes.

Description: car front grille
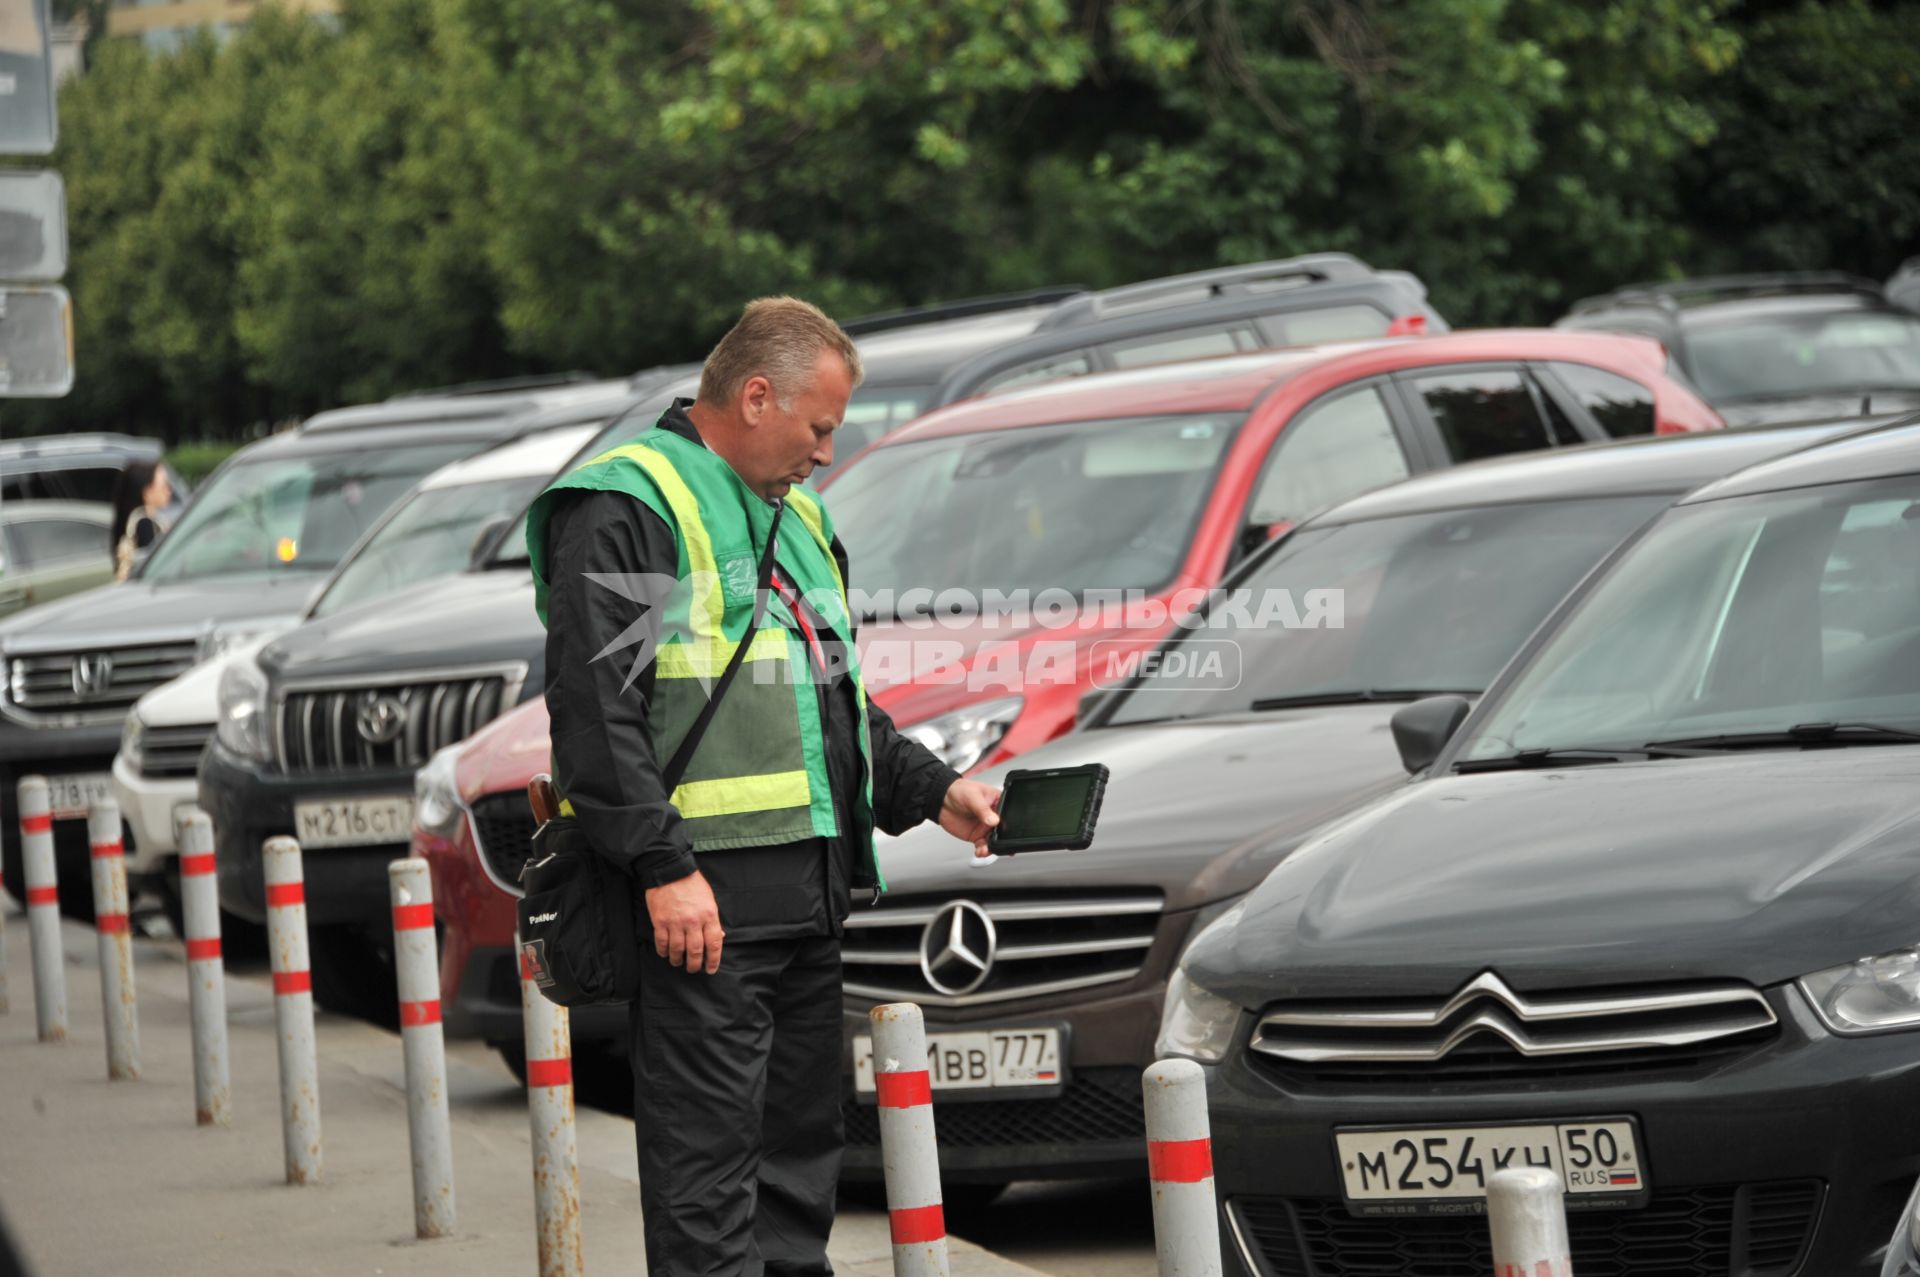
[[1229, 1181, 1823, 1277], [138, 723, 214, 779], [275, 666, 525, 775], [845, 1067, 1146, 1150], [468, 791, 537, 892], [1251, 971, 1779, 1084], [842, 891, 1163, 1008], [6, 642, 200, 719]]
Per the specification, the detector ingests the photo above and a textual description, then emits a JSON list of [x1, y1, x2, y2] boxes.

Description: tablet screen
[[999, 771, 1095, 841]]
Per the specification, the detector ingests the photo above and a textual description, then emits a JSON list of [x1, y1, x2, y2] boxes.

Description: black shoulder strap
[[661, 500, 784, 793]]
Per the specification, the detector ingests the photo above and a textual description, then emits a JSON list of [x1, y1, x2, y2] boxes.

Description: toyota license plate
[[47, 772, 113, 821], [852, 1027, 1064, 1096], [1336, 1119, 1648, 1216], [293, 796, 416, 849]]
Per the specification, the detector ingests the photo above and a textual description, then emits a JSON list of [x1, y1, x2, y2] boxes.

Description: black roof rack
[[1035, 253, 1376, 331], [1569, 272, 1884, 315], [840, 287, 1088, 337], [387, 371, 600, 401]]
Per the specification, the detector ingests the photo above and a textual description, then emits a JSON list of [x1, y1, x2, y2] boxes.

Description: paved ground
[[0, 907, 1051, 1277]]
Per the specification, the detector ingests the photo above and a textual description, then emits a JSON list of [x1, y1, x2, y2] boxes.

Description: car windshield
[[308, 474, 550, 619], [1106, 494, 1672, 724], [1685, 307, 1920, 402], [808, 383, 933, 485], [1460, 474, 1920, 762], [142, 441, 472, 584], [830, 413, 1243, 602]]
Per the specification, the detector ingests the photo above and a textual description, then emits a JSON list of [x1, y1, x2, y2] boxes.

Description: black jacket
[[542, 404, 960, 941]]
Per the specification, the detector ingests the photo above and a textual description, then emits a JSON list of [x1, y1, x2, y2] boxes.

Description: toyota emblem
[[356, 694, 407, 745], [919, 900, 997, 998], [71, 652, 114, 699]]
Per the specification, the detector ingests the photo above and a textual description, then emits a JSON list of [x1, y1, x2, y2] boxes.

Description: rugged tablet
[[987, 763, 1109, 854]]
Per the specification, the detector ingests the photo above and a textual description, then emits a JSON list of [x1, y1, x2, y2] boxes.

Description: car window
[[1684, 309, 1920, 402], [1554, 363, 1655, 437], [1107, 494, 1672, 724], [977, 352, 1095, 397], [1247, 386, 1411, 527], [10, 517, 108, 568], [1411, 368, 1555, 462], [810, 383, 932, 484], [48, 466, 123, 504], [0, 472, 47, 502], [1103, 326, 1251, 370], [1257, 304, 1395, 346], [1460, 476, 1920, 759], [142, 441, 472, 583], [831, 413, 1243, 600]]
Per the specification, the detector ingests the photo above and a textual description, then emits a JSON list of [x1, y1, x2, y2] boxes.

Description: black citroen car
[[1174, 416, 1920, 1276], [829, 419, 1856, 1203]]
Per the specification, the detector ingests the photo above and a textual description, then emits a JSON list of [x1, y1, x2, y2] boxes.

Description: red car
[[415, 330, 1722, 1066]]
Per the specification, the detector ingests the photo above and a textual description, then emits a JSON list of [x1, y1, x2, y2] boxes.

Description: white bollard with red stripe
[[1488, 1167, 1574, 1277], [870, 1002, 950, 1277], [177, 810, 230, 1126], [391, 857, 455, 1239], [518, 928, 583, 1277], [1143, 1058, 1222, 1277], [265, 835, 322, 1185], [87, 798, 140, 1080], [0, 811, 10, 1016], [19, 777, 65, 1042]]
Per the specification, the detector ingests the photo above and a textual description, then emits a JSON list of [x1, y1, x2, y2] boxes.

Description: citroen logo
[[71, 653, 113, 699], [356, 694, 407, 745], [919, 900, 997, 998]]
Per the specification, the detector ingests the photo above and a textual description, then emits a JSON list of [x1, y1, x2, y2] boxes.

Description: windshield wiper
[[1644, 721, 1920, 751], [1250, 689, 1476, 712], [1454, 746, 1695, 774]]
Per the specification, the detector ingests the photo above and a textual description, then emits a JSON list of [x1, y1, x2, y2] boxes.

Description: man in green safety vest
[[528, 296, 1004, 1275]]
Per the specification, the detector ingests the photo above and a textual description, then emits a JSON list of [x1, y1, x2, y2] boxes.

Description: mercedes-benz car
[[1175, 415, 1920, 1276]]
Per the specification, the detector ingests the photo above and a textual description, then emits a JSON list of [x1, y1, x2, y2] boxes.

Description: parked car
[[112, 420, 602, 933], [1885, 1177, 1920, 1276], [1176, 415, 1920, 1276], [415, 417, 1817, 1122], [0, 433, 188, 511], [826, 329, 1722, 777], [0, 500, 113, 616], [0, 378, 630, 919], [1558, 273, 1920, 427], [924, 254, 1447, 410]]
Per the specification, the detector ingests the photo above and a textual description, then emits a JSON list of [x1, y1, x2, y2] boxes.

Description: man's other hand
[[645, 870, 725, 973], [939, 778, 1002, 859]]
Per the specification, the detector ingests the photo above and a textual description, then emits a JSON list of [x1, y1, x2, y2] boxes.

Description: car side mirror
[[1390, 695, 1472, 775], [468, 512, 514, 565]]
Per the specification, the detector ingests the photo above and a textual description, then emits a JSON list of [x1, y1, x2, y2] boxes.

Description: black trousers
[[629, 935, 845, 1277]]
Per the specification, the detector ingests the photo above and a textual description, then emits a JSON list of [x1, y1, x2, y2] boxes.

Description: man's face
[[740, 349, 853, 499]]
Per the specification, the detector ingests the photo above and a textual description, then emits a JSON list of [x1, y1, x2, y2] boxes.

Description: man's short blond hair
[[698, 296, 864, 410]]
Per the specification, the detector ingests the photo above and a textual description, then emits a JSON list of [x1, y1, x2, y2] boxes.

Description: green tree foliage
[[4, 0, 1914, 440]]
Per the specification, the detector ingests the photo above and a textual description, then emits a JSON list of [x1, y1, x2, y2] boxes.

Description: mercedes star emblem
[[919, 899, 997, 998]]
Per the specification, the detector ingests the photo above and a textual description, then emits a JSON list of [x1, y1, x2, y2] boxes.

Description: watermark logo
[[1089, 639, 1243, 692]]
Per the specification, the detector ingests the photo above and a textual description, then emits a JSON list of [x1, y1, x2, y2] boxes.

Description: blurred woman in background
[[110, 459, 172, 581]]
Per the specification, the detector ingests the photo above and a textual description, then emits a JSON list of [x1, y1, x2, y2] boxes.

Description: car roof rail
[[840, 287, 1090, 336], [386, 371, 601, 401], [1568, 272, 1884, 315], [1035, 253, 1379, 331]]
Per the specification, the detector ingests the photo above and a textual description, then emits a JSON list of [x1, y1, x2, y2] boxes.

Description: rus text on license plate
[[1336, 1119, 1647, 1216], [293, 796, 416, 850], [47, 772, 114, 821], [853, 1027, 1063, 1095]]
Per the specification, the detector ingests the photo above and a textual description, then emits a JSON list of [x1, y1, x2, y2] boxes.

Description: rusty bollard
[[178, 811, 231, 1126], [19, 777, 66, 1041], [1143, 1058, 1222, 1277], [518, 928, 583, 1277], [88, 797, 140, 1080], [265, 836, 321, 1184], [871, 1002, 950, 1277], [391, 858, 455, 1238]]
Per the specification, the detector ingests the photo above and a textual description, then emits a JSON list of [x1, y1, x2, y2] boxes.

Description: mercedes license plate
[[852, 1027, 1063, 1096], [1336, 1118, 1648, 1216], [293, 796, 416, 849], [47, 772, 113, 821]]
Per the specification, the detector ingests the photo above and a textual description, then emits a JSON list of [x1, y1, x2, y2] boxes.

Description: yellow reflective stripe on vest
[[784, 490, 840, 587], [654, 628, 790, 678], [599, 442, 725, 642], [670, 769, 811, 819]]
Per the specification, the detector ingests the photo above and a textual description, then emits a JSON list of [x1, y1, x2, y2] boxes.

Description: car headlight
[[1156, 901, 1248, 1063], [201, 621, 292, 662], [1800, 946, 1920, 1035], [214, 656, 272, 763], [900, 696, 1023, 774], [413, 744, 466, 841], [120, 712, 145, 772]]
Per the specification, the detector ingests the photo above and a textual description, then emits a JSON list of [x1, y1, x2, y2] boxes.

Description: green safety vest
[[526, 424, 877, 867]]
